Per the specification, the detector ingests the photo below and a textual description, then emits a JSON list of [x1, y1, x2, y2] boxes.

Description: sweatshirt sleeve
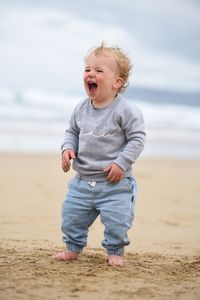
[[113, 104, 146, 171], [61, 109, 80, 154]]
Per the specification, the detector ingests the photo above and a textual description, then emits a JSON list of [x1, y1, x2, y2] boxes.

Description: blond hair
[[85, 42, 132, 93]]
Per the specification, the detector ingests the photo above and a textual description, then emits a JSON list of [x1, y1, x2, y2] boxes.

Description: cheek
[[83, 77, 88, 89], [97, 77, 105, 86]]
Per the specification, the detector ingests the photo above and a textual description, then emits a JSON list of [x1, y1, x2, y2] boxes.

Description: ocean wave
[[1, 87, 200, 131], [0, 87, 200, 157]]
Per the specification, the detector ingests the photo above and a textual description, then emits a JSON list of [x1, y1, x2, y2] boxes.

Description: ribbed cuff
[[113, 158, 130, 172], [66, 242, 83, 253], [107, 247, 124, 256]]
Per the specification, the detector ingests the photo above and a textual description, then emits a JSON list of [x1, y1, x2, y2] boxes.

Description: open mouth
[[88, 82, 97, 91]]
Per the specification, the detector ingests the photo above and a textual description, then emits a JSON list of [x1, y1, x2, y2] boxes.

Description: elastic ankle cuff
[[67, 242, 83, 253], [107, 247, 124, 256]]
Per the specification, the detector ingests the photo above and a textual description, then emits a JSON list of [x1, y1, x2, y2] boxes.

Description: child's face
[[83, 51, 123, 106]]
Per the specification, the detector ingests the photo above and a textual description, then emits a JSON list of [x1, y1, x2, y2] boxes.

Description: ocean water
[[0, 87, 200, 159]]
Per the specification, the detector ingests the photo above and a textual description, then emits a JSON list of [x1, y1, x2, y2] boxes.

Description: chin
[[89, 94, 98, 101]]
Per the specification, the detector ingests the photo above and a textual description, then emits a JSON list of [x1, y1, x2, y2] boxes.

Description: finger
[[109, 174, 123, 183], [69, 150, 76, 159], [62, 155, 71, 169], [109, 177, 119, 183], [65, 160, 71, 170], [107, 171, 118, 182], [61, 156, 71, 172], [107, 168, 118, 181], [104, 165, 112, 173], [118, 176, 123, 182], [62, 161, 69, 172], [107, 173, 118, 183], [62, 162, 69, 172], [107, 170, 113, 181]]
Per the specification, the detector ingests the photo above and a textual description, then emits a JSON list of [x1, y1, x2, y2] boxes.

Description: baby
[[55, 43, 146, 266]]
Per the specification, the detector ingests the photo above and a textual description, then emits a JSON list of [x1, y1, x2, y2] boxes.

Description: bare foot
[[107, 255, 123, 267], [54, 251, 80, 261]]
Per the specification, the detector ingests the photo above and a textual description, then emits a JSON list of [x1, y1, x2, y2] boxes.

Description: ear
[[113, 78, 124, 90]]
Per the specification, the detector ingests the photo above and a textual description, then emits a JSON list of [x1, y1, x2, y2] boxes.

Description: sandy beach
[[0, 153, 200, 299]]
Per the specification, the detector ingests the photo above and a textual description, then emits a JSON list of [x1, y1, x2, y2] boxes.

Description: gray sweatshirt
[[61, 95, 146, 181]]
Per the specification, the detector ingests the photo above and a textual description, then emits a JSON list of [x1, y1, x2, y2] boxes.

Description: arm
[[104, 104, 146, 182], [61, 110, 79, 172], [61, 110, 79, 154], [114, 105, 146, 171]]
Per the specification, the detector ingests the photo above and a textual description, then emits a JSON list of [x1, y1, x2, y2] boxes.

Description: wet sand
[[0, 153, 200, 299]]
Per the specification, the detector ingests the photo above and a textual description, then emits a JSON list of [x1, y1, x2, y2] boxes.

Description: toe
[[107, 255, 123, 267]]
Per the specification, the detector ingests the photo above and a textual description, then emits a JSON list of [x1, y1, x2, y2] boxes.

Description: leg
[[59, 178, 96, 257], [56, 209, 99, 261], [97, 178, 137, 266]]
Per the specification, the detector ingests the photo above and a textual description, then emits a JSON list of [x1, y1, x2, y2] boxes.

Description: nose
[[85, 69, 95, 77], [84, 69, 95, 81], [87, 69, 95, 77]]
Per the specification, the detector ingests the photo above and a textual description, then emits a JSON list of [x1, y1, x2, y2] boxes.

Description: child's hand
[[61, 149, 76, 172], [104, 163, 124, 183]]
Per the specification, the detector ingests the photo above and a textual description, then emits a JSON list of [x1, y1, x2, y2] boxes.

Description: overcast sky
[[0, 0, 200, 94]]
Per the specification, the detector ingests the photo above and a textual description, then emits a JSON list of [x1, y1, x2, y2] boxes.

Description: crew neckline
[[90, 95, 120, 110]]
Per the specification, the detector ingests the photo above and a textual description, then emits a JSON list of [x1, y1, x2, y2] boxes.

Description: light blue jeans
[[61, 176, 137, 256]]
